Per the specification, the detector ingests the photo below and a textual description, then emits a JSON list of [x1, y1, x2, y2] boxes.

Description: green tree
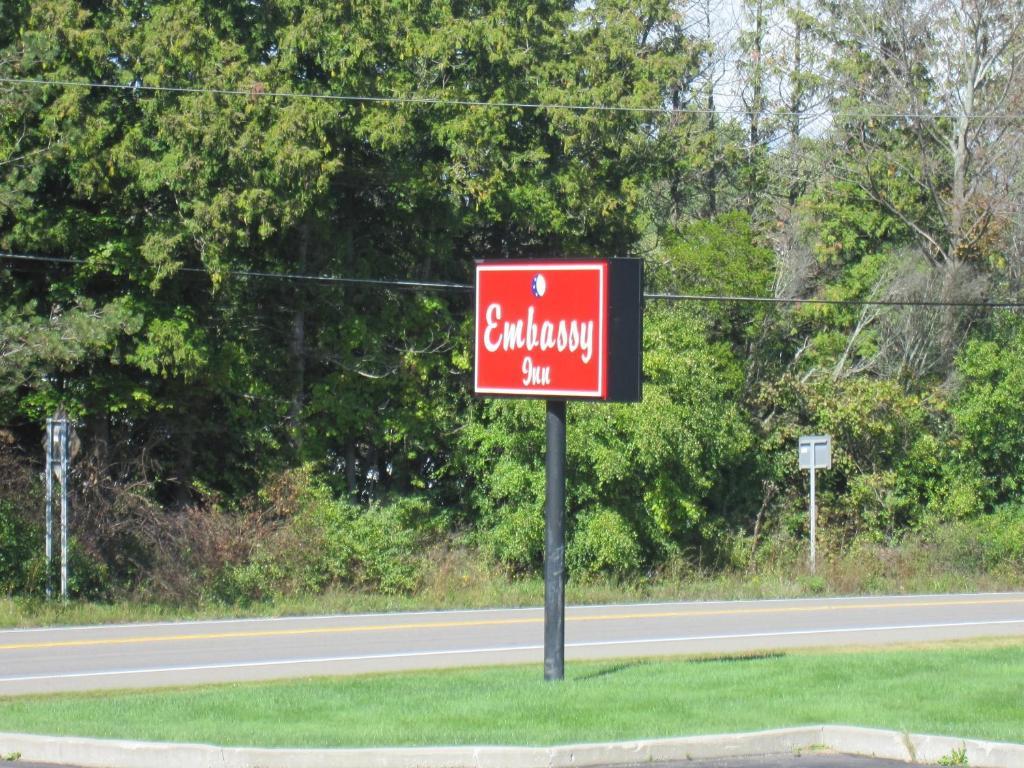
[[1, 0, 702, 509], [948, 314, 1024, 509], [458, 304, 754, 577]]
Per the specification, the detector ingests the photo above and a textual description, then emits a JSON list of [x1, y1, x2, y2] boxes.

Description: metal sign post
[[798, 435, 831, 574], [60, 420, 69, 599], [44, 414, 72, 600], [44, 419, 54, 600], [809, 463, 816, 572], [544, 400, 566, 681]]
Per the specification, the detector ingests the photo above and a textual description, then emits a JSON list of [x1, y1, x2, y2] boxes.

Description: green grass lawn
[[0, 640, 1022, 748]]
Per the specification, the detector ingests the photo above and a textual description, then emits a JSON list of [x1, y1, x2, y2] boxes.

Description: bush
[[479, 498, 545, 575], [981, 505, 1024, 569], [65, 538, 113, 600], [348, 503, 422, 594], [950, 315, 1024, 506], [213, 468, 425, 603], [0, 501, 40, 595], [458, 306, 753, 575], [0, 502, 110, 599], [804, 377, 938, 541], [928, 504, 1024, 574], [567, 508, 641, 580]]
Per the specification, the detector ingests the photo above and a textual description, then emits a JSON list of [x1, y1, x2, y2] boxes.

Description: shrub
[[218, 555, 288, 604], [458, 306, 753, 575], [0, 501, 39, 595], [213, 468, 425, 602], [65, 539, 112, 600], [479, 499, 545, 575], [950, 315, 1024, 506], [348, 503, 422, 594], [567, 508, 641, 580], [928, 503, 1024, 574], [0, 503, 109, 599]]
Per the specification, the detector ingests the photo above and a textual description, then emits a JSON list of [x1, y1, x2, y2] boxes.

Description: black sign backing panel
[[606, 258, 643, 403]]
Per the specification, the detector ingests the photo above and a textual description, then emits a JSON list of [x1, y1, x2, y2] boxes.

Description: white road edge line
[[2, 618, 1022, 684]]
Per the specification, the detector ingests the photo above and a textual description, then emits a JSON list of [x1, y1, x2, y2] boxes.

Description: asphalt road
[[0, 592, 1021, 695]]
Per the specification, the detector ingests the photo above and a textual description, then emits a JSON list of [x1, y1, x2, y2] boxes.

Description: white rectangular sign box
[[798, 435, 831, 470]]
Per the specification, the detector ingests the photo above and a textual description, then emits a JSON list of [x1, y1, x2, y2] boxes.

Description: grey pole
[[60, 418, 69, 599], [45, 419, 54, 600], [809, 464, 817, 574], [544, 399, 566, 682]]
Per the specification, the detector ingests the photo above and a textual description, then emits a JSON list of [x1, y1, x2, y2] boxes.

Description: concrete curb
[[823, 725, 1024, 767], [1, 725, 1022, 768]]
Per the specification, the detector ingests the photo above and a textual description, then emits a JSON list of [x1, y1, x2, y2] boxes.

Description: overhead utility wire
[[0, 252, 471, 292], [644, 292, 1024, 309], [0, 76, 724, 115], [4, 76, 1024, 121], [4, 251, 1024, 309]]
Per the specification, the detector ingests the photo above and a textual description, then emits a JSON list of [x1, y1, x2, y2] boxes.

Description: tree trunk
[[703, 87, 719, 218], [82, 410, 111, 482], [746, 0, 765, 215], [787, 0, 804, 207], [173, 420, 194, 508], [346, 440, 358, 495], [288, 221, 311, 452]]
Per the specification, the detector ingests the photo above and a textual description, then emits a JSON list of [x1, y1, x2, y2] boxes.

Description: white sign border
[[474, 261, 607, 399]]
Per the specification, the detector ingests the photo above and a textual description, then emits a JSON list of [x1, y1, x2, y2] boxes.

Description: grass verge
[[0, 639, 1021, 748], [2, 553, 1020, 629]]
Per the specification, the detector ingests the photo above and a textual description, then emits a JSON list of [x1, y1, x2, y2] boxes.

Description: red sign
[[474, 261, 609, 398]]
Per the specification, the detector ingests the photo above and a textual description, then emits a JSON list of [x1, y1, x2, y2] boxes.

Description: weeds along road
[[0, 592, 1022, 695]]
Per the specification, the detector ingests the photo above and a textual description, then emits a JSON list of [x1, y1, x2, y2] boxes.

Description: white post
[[45, 419, 54, 600], [60, 419, 69, 600], [809, 464, 817, 574]]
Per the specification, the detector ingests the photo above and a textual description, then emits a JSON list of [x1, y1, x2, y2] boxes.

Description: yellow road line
[[2, 597, 1022, 652], [0, 618, 538, 651]]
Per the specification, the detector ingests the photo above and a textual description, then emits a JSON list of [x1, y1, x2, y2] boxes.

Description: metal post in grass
[[59, 416, 70, 599], [44, 418, 54, 600], [544, 399, 567, 681], [809, 462, 816, 572], [43, 412, 73, 599]]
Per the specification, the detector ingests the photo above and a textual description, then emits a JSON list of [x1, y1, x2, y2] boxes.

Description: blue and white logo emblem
[[531, 273, 546, 298]]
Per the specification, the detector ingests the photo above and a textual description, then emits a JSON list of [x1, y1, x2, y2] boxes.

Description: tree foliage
[[2, 0, 1023, 594], [458, 306, 753, 575]]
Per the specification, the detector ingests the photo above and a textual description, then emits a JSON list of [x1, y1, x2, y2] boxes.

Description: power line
[[0, 76, 826, 145], [0, 76, 723, 116], [5, 250, 1024, 309], [4, 76, 1024, 122], [0, 252, 472, 293], [645, 292, 1024, 309]]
